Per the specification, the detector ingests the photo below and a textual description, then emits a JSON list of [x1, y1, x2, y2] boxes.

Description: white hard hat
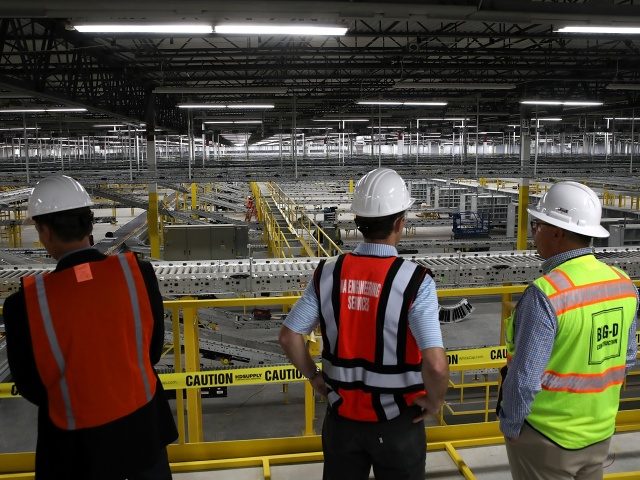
[[351, 168, 414, 217], [28, 175, 93, 219], [528, 181, 609, 238]]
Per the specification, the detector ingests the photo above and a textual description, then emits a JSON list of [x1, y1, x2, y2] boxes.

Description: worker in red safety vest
[[4, 175, 177, 480], [279, 168, 449, 480], [245, 195, 256, 222]]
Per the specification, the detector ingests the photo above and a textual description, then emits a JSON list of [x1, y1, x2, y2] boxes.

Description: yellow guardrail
[[2, 286, 640, 479], [250, 181, 295, 257]]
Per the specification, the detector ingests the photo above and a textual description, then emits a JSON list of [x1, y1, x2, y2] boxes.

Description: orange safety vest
[[23, 252, 157, 430], [314, 253, 428, 421]]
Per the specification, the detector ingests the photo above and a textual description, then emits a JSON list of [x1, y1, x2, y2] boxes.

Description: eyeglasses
[[530, 220, 551, 232]]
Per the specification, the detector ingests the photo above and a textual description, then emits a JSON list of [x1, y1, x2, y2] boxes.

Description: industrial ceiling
[[1, 1, 640, 138]]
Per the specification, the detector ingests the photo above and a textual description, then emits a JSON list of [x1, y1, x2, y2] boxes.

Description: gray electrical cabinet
[[163, 224, 249, 260]]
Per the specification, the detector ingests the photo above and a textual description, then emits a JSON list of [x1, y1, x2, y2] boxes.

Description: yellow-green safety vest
[[505, 254, 637, 449]]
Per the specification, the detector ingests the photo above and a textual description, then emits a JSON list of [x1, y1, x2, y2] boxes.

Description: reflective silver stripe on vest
[[327, 389, 341, 408], [323, 359, 422, 389], [35, 274, 76, 430], [117, 255, 152, 402], [380, 393, 400, 419], [547, 279, 637, 315], [382, 261, 418, 365], [545, 270, 573, 292], [319, 258, 338, 354], [541, 366, 626, 393]]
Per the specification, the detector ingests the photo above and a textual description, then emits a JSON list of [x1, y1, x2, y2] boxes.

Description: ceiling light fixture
[[203, 120, 262, 124], [179, 104, 274, 109], [521, 100, 602, 106], [604, 117, 640, 121], [74, 24, 213, 34], [417, 117, 469, 121], [226, 104, 274, 109], [0, 108, 87, 113], [312, 119, 369, 122], [214, 24, 347, 36], [557, 26, 640, 34], [0, 127, 37, 131], [532, 117, 562, 121], [357, 100, 447, 106]]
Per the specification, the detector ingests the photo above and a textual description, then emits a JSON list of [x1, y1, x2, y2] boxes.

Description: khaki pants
[[505, 423, 611, 480]]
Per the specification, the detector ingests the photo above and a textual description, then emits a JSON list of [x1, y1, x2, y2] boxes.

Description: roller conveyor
[[2, 247, 640, 298]]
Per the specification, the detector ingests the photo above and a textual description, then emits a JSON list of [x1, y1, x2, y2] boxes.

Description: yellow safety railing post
[[303, 382, 316, 436], [516, 179, 529, 250], [148, 185, 161, 259], [182, 303, 204, 443], [348, 179, 354, 193], [191, 183, 197, 210], [171, 306, 186, 444]]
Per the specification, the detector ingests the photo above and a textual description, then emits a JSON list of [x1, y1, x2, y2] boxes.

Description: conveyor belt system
[[2, 247, 640, 298], [2, 154, 640, 184]]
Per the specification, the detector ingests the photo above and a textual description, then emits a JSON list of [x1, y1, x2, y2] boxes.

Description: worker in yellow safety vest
[[498, 181, 638, 480]]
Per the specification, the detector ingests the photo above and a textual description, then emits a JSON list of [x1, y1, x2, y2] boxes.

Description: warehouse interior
[[0, 1, 640, 478]]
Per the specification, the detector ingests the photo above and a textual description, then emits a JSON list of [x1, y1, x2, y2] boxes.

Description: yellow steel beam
[[444, 442, 476, 480]]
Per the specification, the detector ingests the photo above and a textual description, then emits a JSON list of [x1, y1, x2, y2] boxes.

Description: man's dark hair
[[354, 211, 405, 240], [33, 207, 94, 242]]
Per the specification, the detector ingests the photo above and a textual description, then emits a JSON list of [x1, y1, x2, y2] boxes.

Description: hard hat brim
[[528, 208, 610, 238]]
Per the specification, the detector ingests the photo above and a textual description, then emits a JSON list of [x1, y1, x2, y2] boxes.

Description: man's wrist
[[306, 366, 321, 381]]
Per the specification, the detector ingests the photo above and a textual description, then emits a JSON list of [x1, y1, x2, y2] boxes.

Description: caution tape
[[1, 339, 638, 398]]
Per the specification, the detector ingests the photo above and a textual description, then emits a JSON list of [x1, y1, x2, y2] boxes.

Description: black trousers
[[322, 407, 426, 480]]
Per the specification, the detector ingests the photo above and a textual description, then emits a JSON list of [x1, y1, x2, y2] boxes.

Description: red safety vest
[[23, 252, 157, 430], [314, 253, 429, 421]]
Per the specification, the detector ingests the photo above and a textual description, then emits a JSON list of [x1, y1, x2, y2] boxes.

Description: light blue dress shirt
[[283, 243, 443, 350], [499, 248, 639, 439]]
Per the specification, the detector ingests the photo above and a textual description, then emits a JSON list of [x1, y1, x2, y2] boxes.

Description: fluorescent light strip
[[0, 127, 37, 131], [312, 119, 369, 122], [74, 24, 213, 34], [0, 108, 87, 113], [557, 26, 640, 34], [532, 118, 562, 121], [357, 101, 447, 106], [179, 104, 274, 109], [521, 100, 602, 106], [204, 120, 262, 124], [215, 25, 347, 36], [604, 117, 640, 121], [417, 117, 469, 121], [368, 126, 407, 129]]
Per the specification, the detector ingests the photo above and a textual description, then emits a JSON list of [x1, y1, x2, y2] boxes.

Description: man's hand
[[411, 393, 442, 423], [310, 374, 329, 397]]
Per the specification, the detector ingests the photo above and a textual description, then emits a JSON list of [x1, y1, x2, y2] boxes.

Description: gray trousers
[[505, 423, 611, 480]]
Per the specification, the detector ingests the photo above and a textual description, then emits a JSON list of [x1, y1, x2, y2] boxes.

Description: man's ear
[[36, 223, 52, 242], [393, 215, 405, 233]]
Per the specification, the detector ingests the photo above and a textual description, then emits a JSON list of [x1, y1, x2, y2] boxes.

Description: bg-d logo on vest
[[589, 308, 623, 364]]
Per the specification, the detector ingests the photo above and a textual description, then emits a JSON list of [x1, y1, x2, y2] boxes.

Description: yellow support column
[[171, 306, 186, 444], [148, 185, 161, 259], [182, 303, 204, 443], [191, 183, 197, 210], [516, 178, 529, 250], [348, 179, 354, 193]]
